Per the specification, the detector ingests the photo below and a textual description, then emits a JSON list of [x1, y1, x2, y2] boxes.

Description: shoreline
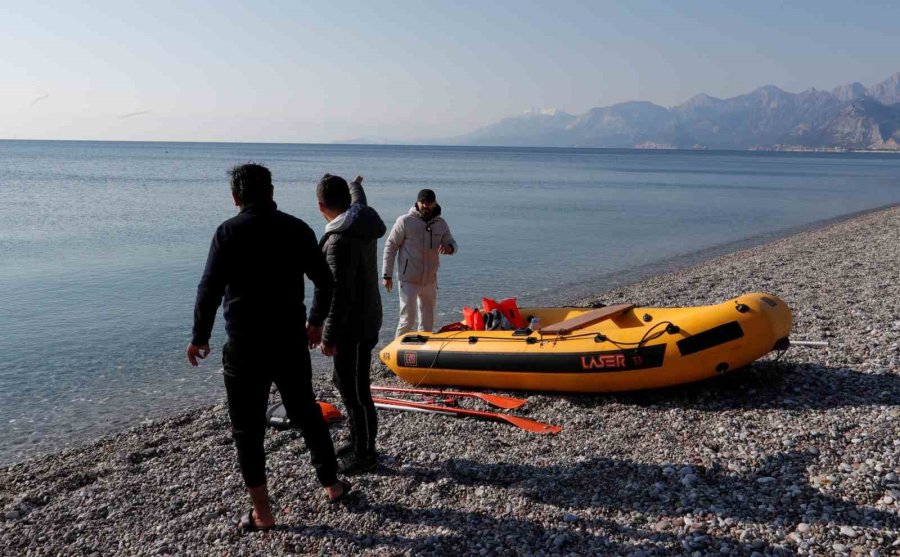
[[2, 205, 899, 555], [534, 201, 900, 306]]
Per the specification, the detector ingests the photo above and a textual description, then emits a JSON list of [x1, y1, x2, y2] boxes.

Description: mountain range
[[446, 73, 900, 151]]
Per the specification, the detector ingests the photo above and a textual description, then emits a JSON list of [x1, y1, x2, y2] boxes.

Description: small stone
[[796, 523, 810, 533], [840, 526, 857, 537], [832, 544, 846, 553], [885, 472, 898, 482], [681, 474, 698, 486], [679, 466, 694, 476], [563, 513, 578, 523], [5, 511, 20, 520]]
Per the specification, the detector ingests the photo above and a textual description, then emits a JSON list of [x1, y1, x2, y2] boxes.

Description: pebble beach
[[2, 205, 898, 556]]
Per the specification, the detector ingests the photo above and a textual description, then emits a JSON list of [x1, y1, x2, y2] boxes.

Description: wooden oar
[[372, 396, 560, 434], [371, 386, 526, 409]]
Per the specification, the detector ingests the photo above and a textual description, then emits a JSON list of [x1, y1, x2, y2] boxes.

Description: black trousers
[[222, 341, 338, 488], [333, 337, 378, 456]]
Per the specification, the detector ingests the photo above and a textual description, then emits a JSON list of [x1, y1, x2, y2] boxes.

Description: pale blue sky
[[3, 0, 898, 143]]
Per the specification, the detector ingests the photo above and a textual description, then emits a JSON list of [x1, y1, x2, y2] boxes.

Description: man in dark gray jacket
[[382, 188, 457, 336], [308, 174, 386, 474]]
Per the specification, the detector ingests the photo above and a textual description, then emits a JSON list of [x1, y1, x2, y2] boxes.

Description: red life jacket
[[463, 306, 486, 331], [482, 297, 527, 329]]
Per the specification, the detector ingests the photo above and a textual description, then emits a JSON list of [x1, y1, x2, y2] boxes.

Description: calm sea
[[1, 141, 898, 464]]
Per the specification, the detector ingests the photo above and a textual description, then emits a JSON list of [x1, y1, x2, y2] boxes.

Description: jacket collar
[[409, 204, 442, 223], [239, 200, 277, 215]]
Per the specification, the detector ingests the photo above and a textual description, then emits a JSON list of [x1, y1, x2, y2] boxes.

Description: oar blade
[[475, 393, 527, 409], [502, 414, 562, 434]]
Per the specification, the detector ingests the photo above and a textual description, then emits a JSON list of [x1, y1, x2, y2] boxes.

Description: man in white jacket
[[382, 189, 457, 336]]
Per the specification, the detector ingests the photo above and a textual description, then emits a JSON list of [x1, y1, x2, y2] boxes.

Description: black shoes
[[337, 452, 378, 475]]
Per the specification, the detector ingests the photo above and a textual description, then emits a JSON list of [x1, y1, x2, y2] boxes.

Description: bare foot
[[238, 507, 275, 531], [252, 508, 275, 529], [246, 484, 275, 529], [326, 479, 350, 502]]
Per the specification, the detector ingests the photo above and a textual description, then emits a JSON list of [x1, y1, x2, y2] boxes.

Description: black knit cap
[[417, 188, 436, 203]]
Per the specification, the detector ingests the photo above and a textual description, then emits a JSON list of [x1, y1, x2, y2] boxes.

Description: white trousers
[[396, 281, 438, 336]]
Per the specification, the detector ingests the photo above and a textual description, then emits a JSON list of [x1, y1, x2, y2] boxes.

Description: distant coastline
[[4, 137, 900, 154], [338, 72, 900, 152]]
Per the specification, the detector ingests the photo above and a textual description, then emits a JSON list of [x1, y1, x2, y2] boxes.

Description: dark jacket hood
[[345, 205, 387, 240], [323, 202, 386, 241]]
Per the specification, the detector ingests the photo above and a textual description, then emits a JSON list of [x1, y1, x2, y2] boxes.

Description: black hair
[[229, 163, 274, 205], [316, 173, 351, 211]]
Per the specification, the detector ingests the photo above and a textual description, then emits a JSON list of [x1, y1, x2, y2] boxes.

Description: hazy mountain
[[447, 72, 900, 150], [814, 98, 900, 150], [866, 72, 900, 106], [456, 108, 576, 146], [832, 82, 867, 101], [566, 102, 671, 147]]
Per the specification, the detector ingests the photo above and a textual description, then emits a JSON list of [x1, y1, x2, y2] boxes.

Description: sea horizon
[[6, 137, 900, 154]]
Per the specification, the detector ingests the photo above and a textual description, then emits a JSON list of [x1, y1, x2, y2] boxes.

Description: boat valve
[[716, 362, 729, 374], [642, 313, 653, 322], [735, 303, 749, 313], [468, 336, 478, 344], [594, 334, 607, 343], [665, 324, 680, 335]]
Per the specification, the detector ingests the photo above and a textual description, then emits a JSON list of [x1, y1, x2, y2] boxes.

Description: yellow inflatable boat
[[379, 293, 791, 393]]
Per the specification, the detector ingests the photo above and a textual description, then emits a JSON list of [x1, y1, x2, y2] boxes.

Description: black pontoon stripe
[[676, 321, 744, 356], [396, 345, 665, 374]]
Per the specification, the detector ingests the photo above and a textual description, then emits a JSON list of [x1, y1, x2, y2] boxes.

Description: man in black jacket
[[187, 164, 348, 531], [308, 174, 386, 474]]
